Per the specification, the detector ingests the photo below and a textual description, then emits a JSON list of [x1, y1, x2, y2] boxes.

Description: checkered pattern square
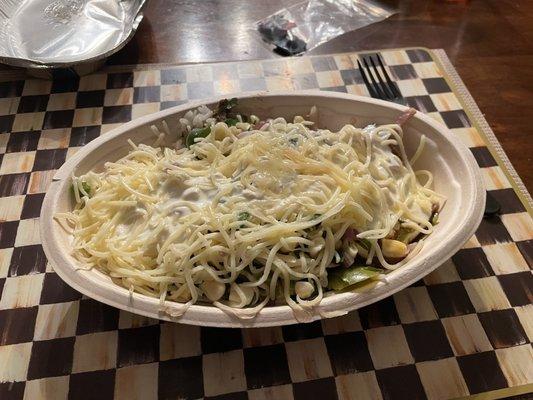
[[0, 48, 531, 400]]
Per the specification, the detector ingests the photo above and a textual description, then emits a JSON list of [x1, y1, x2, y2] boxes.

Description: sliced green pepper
[[327, 266, 382, 291]]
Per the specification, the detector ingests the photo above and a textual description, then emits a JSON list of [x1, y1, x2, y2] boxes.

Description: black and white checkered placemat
[[0, 48, 531, 400]]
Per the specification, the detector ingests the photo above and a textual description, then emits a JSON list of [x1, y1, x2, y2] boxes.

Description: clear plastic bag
[[256, 0, 394, 55]]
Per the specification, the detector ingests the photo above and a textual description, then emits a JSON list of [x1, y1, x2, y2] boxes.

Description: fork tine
[[369, 56, 394, 100], [362, 57, 386, 100], [376, 54, 401, 99], [357, 59, 378, 99]]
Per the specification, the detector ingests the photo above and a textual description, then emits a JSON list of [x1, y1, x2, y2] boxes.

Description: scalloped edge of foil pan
[[0, 0, 146, 74]]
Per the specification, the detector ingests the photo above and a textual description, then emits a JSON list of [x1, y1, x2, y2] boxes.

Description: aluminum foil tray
[[0, 0, 146, 75]]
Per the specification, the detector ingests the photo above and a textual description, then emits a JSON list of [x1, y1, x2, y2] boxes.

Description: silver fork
[[357, 55, 406, 106]]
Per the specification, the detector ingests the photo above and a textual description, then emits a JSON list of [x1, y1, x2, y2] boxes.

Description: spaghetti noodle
[[58, 101, 443, 319]]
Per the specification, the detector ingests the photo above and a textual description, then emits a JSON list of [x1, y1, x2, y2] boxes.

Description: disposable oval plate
[[40, 92, 485, 327]]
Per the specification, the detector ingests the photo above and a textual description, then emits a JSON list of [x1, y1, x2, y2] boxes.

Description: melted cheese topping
[[60, 111, 442, 319]]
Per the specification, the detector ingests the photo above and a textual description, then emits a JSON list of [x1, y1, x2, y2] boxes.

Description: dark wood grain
[[108, 0, 531, 193]]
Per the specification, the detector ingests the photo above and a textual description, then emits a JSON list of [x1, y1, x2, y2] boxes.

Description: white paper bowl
[[40, 92, 485, 327]]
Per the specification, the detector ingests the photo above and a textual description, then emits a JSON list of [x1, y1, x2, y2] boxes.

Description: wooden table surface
[[108, 0, 530, 193]]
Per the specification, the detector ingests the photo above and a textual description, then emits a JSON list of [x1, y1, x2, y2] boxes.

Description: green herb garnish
[[186, 126, 211, 148], [80, 182, 91, 197], [215, 98, 238, 119], [225, 118, 239, 127], [237, 211, 250, 221], [72, 181, 91, 198], [226, 97, 238, 109]]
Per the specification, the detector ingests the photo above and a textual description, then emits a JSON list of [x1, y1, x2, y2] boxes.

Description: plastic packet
[[256, 0, 394, 56]]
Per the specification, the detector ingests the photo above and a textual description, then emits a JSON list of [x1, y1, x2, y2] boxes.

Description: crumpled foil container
[[0, 0, 146, 77]]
